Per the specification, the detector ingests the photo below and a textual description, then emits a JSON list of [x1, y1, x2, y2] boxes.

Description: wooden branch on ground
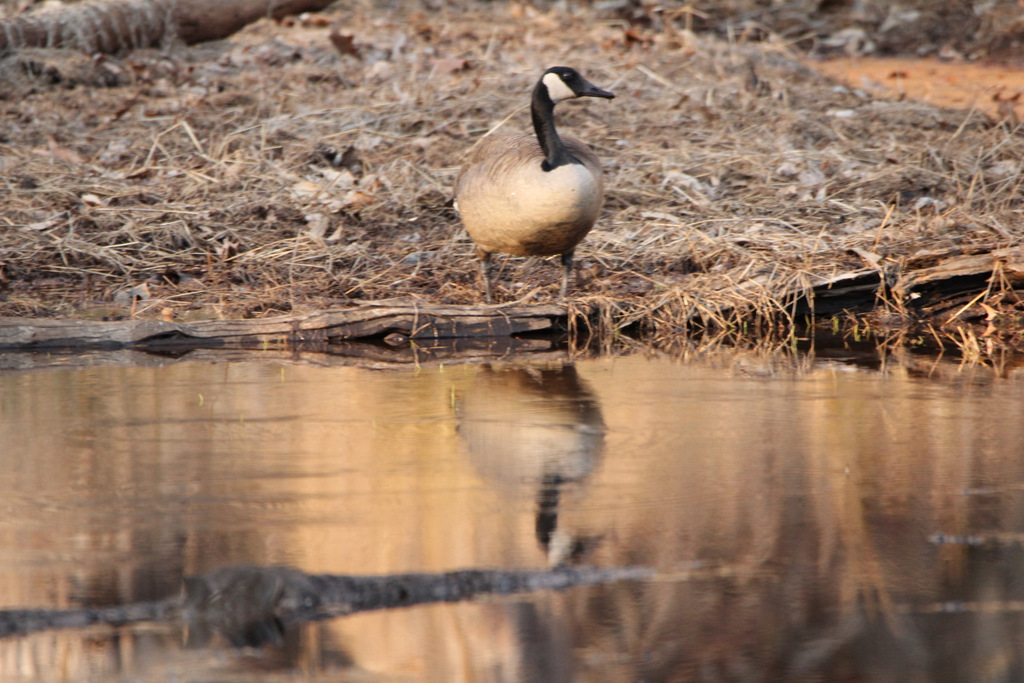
[[0, 0, 335, 56], [0, 302, 571, 350], [894, 246, 1024, 319], [799, 246, 1024, 320]]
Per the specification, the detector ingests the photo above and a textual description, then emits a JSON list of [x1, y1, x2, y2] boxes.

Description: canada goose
[[454, 66, 614, 303]]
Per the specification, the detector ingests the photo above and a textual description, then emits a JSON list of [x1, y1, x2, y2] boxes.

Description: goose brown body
[[455, 131, 604, 258], [453, 66, 613, 302]]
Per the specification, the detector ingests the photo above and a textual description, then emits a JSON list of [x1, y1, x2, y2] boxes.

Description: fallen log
[[796, 246, 1024, 321], [0, 0, 334, 56], [894, 246, 1024, 320], [797, 269, 882, 316], [0, 301, 572, 350]]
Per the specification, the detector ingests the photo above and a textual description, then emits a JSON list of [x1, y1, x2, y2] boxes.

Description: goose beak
[[580, 81, 615, 100]]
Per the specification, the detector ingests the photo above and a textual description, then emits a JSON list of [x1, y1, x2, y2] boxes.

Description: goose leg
[[559, 251, 575, 298], [478, 249, 494, 304]]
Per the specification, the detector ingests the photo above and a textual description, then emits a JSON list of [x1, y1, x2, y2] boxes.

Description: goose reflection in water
[[456, 364, 605, 566]]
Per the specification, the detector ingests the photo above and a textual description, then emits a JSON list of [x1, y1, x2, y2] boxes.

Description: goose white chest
[[456, 134, 604, 257]]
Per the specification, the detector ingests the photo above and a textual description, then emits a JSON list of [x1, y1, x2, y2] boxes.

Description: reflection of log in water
[[456, 364, 606, 564], [0, 564, 650, 645]]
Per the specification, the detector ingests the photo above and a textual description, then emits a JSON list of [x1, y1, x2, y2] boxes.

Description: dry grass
[[1, 0, 1023, 348]]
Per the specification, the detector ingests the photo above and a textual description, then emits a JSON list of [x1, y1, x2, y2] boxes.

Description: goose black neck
[[531, 81, 573, 172]]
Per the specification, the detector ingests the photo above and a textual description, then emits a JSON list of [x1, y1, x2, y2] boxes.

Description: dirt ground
[[814, 57, 1024, 122], [1, 0, 1023, 349]]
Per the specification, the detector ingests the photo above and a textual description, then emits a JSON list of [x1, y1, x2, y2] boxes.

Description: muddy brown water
[[2, 344, 1024, 681]]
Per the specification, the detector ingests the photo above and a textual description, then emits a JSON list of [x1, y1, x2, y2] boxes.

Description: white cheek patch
[[542, 72, 577, 102]]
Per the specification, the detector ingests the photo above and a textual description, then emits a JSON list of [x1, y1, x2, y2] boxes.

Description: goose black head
[[540, 66, 615, 104]]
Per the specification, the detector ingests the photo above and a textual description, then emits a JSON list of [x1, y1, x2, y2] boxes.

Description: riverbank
[[2, 0, 1022, 354]]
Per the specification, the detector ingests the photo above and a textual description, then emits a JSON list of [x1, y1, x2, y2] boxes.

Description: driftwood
[[894, 246, 1024, 317], [0, 301, 571, 350], [0, 563, 652, 643], [798, 246, 1024, 320], [0, 0, 334, 56]]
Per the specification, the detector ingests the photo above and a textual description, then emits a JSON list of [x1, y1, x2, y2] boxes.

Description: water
[[2, 343, 1024, 681]]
